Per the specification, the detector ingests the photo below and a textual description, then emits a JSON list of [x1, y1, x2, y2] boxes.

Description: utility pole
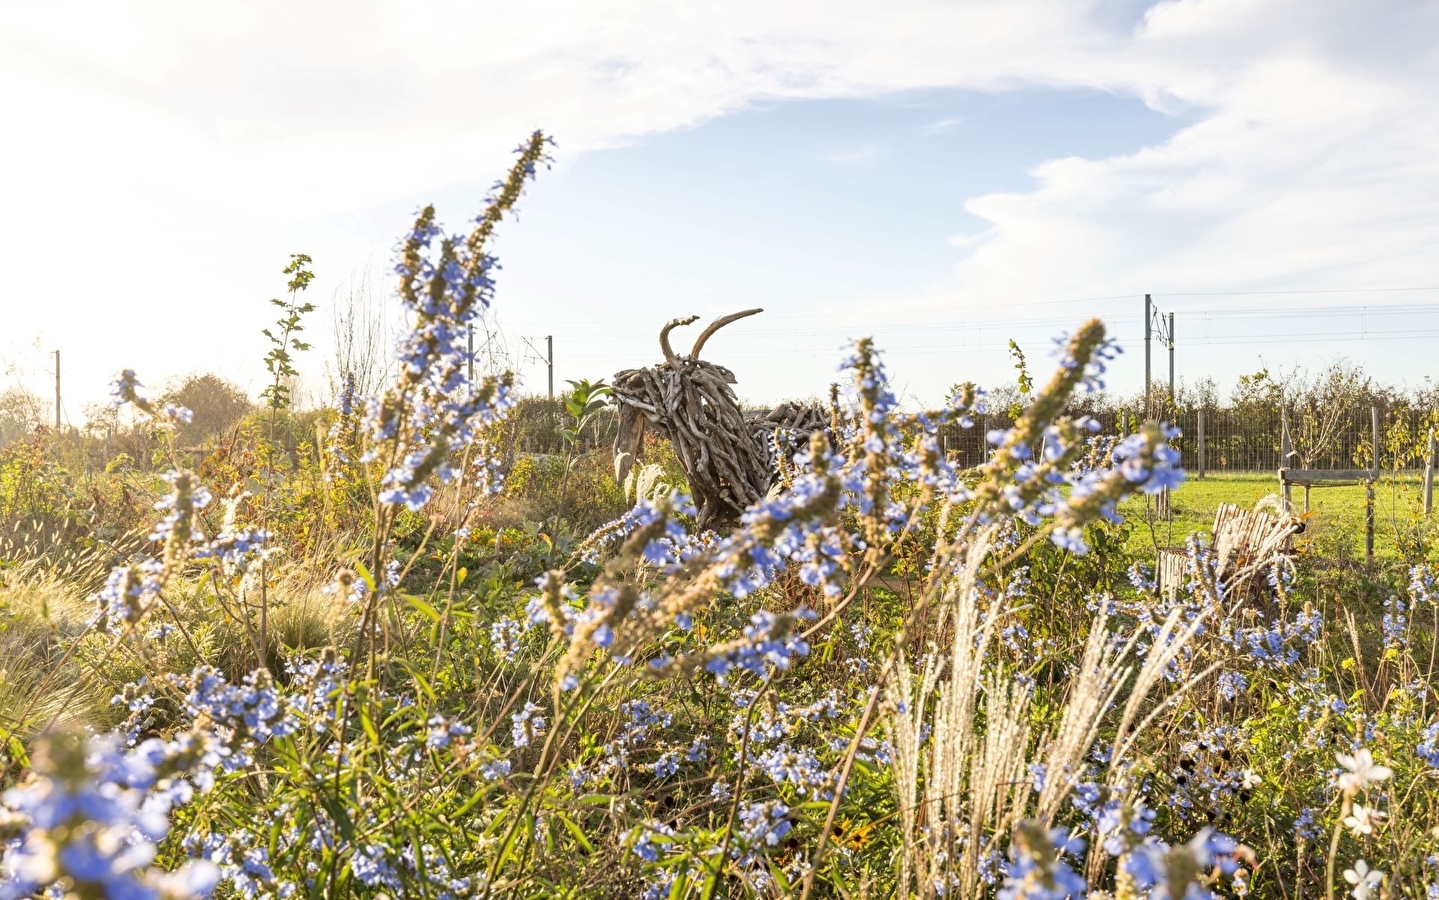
[[522, 335, 556, 399], [1144, 296, 1176, 409], [1197, 408, 1206, 480], [1167, 311, 1175, 404], [54, 349, 61, 431], [1143, 294, 1152, 414]]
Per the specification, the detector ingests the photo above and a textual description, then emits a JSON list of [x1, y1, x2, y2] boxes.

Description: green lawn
[[1117, 471, 1431, 559]]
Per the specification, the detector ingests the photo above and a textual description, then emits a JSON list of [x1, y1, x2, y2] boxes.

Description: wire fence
[[935, 403, 1438, 475], [503, 394, 1437, 478]]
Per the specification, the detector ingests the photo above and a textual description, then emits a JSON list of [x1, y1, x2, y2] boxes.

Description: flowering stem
[[705, 672, 771, 900], [798, 663, 889, 900], [1326, 796, 1349, 900], [481, 678, 593, 897]]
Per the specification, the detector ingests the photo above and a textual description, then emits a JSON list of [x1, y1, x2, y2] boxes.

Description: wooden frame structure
[[1157, 501, 1304, 600], [1277, 404, 1380, 558]]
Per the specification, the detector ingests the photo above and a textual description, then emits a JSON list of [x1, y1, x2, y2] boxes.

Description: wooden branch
[[614, 405, 646, 484], [690, 308, 763, 359], [1278, 468, 1377, 483], [659, 316, 700, 368]]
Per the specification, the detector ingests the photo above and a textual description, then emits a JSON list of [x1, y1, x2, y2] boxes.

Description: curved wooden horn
[[659, 315, 700, 367], [690, 308, 763, 359]]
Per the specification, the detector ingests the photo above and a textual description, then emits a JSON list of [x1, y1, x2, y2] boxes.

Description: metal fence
[[510, 393, 1436, 476], [934, 404, 1437, 475], [1166, 405, 1433, 475]]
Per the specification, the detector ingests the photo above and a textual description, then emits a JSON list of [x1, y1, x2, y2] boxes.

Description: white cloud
[[947, 0, 1439, 306], [947, 229, 996, 250], [918, 115, 964, 135], [822, 145, 885, 167]]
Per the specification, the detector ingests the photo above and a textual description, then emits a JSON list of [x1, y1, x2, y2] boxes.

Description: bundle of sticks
[[611, 309, 827, 529]]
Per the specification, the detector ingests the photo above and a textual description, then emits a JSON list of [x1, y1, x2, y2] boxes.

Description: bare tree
[[324, 260, 533, 410], [0, 385, 44, 445], [80, 401, 120, 438], [1177, 375, 1220, 411], [1289, 359, 1371, 469], [472, 312, 520, 378], [1, 334, 55, 437], [326, 268, 392, 404]]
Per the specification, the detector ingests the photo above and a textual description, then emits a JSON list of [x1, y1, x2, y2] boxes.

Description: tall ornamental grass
[[3, 134, 1438, 900]]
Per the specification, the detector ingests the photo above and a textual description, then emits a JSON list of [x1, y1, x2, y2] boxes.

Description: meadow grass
[[3, 143, 1439, 900], [1121, 471, 1430, 559]]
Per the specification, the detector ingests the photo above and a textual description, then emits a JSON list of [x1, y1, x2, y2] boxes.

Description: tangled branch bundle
[[611, 309, 827, 529]]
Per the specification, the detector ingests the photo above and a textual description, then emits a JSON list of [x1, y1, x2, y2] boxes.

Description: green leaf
[[668, 871, 688, 900], [6, 734, 29, 768], [407, 595, 442, 622], [557, 812, 594, 853], [767, 857, 792, 893], [317, 793, 357, 845], [354, 561, 377, 592]]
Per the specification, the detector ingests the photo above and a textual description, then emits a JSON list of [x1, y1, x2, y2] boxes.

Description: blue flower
[[998, 822, 1086, 900], [511, 702, 546, 748]]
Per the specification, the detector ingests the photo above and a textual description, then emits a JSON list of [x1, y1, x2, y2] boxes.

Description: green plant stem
[[1326, 797, 1349, 900]]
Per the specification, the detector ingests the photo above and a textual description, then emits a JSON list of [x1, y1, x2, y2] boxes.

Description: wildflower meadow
[[4, 133, 1439, 900]]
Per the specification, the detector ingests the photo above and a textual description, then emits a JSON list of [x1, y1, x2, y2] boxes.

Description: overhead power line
[[558, 320, 1439, 363], [508, 300, 1439, 337], [504, 286, 1439, 330], [520, 335, 554, 398], [1156, 286, 1439, 297]]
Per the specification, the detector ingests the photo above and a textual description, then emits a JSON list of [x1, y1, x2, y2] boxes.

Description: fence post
[[1280, 404, 1293, 510], [1424, 430, 1435, 517], [1366, 478, 1376, 560], [1280, 403, 1292, 465], [1370, 405, 1380, 480], [1197, 408, 1206, 480]]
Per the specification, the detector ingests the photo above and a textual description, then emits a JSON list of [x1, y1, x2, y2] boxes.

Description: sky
[[2, 0, 1438, 422]]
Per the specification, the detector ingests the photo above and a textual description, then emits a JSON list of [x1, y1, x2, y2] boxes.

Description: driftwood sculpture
[[612, 309, 828, 529], [1156, 500, 1304, 601]]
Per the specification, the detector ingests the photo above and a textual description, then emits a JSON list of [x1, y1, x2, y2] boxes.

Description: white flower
[[1241, 769, 1262, 790], [1343, 804, 1384, 836], [1343, 860, 1384, 900], [1336, 749, 1393, 794]]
